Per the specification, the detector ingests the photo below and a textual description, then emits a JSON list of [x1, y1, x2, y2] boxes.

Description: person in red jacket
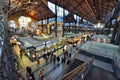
[[36, 58, 40, 66]]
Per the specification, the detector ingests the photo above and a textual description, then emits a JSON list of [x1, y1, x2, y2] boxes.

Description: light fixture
[[26, 17, 31, 22], [28, 10, 37, 16]]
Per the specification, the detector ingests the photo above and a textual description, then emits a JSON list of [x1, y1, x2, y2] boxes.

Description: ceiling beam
[[63, 0, 73, 9], [64, 0, 85, 20], [104, 0, 110, 21], [102, 0, 105, 22], [85, 0, 96, 21], [69, 0, 84, 12]]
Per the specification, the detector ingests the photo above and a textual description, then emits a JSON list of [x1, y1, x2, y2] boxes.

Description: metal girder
[[104, 0, 111, 20], [68, 0, 84, 12]]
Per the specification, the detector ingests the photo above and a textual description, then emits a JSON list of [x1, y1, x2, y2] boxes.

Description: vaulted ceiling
[[1, 0, 116, 23], [1, 0, 55, 20], [64, 14, 76, 23], [48, 0, 115, 23]]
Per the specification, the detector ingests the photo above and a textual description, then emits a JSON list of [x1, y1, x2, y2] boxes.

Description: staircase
[[67, 59, 84, 73], [61, 58, 93, 80]]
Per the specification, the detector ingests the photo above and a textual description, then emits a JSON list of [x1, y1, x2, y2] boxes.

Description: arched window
[[48, 1, 55, 13], [18, 16, 28, 28], [112, 19, 116, 24], [9, 20, 17, 28], [31, 22, 36, 30]]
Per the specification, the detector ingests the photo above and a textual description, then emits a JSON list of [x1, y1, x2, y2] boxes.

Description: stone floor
[[76, 53, 114, 72], [85, 65, 118, 80]]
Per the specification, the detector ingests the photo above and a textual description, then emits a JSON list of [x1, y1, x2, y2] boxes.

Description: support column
[[79, 17, 80, 27], [105, 22, 109, 35], [67, 26, 69, 32], [62, 8, 65, 37], [75, 22, 77, 33], [47, 19, 49, 25], [75, 16, 77, 33], [72, 23, 74, 33], [115, 24, 120, 45], [42, 19, 43, 33], [111, 20, 119, 43], [55, 4, 57, 37], [69, 23, 70, 32], [108, 19, 112, 35], [47, 19, 50, 34]]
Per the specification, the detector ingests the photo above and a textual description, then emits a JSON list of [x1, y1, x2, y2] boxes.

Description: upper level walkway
[[76, 41, 120, 79], [77, 41, 120, 64]]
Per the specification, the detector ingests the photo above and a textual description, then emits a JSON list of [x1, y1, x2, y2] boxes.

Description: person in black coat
[[62, 57, 65, 63], [26, 66, 32, 73], [57, 56, 60, 62], [27, 72, 35, 80]]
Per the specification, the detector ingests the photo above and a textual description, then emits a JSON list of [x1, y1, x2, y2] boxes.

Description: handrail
[[61, 58, 93, 80]]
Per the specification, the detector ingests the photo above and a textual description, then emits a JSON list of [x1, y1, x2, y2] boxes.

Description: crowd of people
[[25, 45, 72, 80]]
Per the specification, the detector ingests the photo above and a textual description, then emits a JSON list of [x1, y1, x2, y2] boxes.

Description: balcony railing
[[61, 58, 94, 80], [0, 21, 24, 80]]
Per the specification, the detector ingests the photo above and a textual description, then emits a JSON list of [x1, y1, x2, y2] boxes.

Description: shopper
[[26, 66, 35, 80], [20, 50, 23, 59], [36, 58, 40, 66], [27, 72, 35, 80], [66, 51, 69, 57], [47, 51, 50, 57], [26, 66, 32, 73], [39, 68, 45, 80], [66, 59, 71, 65], [51, 51, 53, 57], [64, 56, 66, 63], [45, 56, 48, 63], [57, 56, 60, 62], [53, 55, 56, 65], [62, 57, 65, 64]]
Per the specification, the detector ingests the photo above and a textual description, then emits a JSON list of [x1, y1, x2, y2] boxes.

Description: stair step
[[67, 59, 84, 73]]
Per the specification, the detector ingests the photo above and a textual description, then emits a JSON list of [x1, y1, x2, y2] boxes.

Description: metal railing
[[61, 58, 94, 80], [0, 21, 24, 80], [0, 1, 25, 79]]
